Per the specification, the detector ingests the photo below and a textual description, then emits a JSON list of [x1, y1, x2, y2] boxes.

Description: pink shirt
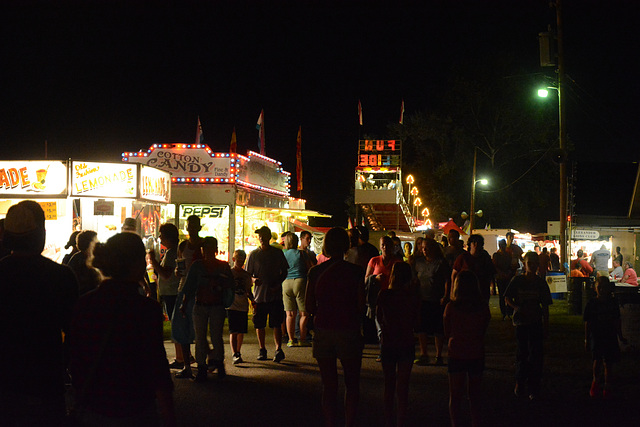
[[443, 302, 491, 360], [624, 268, 638, 286], [367, 256, 399, 291]]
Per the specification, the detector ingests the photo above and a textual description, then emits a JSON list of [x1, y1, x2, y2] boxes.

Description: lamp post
[[406, 175, 414, 204], [413, 197, 422, 219], [538, 0, 568, 271], [469, 146, 488, 235]]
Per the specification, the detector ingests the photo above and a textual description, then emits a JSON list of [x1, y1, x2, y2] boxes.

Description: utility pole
[[556, 0, 568, 271]]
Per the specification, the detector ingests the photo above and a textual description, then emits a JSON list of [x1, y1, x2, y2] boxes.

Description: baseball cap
[[4, 201, 45, 235], [255, 225, 271, 237]]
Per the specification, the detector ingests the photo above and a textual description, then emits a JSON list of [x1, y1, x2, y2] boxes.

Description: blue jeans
[[515, 323, 544, 393], [193, 303, 226, 366]]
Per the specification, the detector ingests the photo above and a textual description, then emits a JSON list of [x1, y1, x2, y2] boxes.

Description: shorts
[[161, 295, 177, 321], [448, 357, 484, 375], [415, 301, 444, 335], [227, 309, 248, 334], [380, 345, 415, 364], [312, 328, 363, 360], [252, 300, 285, 329], [170, 291, 195, 344], [282, 277, 307, 312], [591, 340, 621, 364]]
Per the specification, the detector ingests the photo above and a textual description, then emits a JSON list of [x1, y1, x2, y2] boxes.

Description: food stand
[[123, 143, 330, 261], [0, 160, 171, 262]]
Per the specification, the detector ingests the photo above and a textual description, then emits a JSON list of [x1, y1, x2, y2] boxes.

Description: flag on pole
[[256, 109, 265, 155], [399, 99, 405, 124], [229, 127, 237, 153], [296, 126, 303, 192], [195, 116, 204, 144], [358, 100, 363, 126]]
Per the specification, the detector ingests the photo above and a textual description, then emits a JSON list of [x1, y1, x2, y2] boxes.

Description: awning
[[289, 218, 329, 234], [261, 207, 332, 218]]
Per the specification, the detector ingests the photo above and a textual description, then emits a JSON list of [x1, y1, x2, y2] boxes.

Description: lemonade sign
[[0, 161, 68, 196], [71, 162, 137, 198]]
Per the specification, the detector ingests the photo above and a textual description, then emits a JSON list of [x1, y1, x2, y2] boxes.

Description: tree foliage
[[388, 75, 560, 232]]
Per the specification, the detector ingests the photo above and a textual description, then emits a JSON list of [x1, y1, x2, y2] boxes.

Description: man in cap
[[0, 200, 78, 426], [246, 226, 289, 362]]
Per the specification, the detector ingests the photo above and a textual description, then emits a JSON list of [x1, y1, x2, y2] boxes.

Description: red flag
[[229, 127, 237, 153], [256, 109, 265, 155], [296, 126, 303, 192], [195, 116, 204, 144], [399, 99, 405, 124], [358, 100, 363, 126]]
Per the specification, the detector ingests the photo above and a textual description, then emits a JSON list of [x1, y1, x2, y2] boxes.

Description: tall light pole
[[539, 0, 568, 271], [469, 146, 488, 235], [557, 0, 568, 272]]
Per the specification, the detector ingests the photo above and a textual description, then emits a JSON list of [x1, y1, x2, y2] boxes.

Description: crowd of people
[[0, 200, 630, 427]]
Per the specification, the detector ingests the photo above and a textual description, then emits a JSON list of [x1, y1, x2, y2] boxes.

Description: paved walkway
[[165, 296, 640, 426]]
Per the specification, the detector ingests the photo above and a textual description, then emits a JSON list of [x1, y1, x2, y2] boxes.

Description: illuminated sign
[[123, 143, 236, 182], [71, 161, 137, 198], [236, 152, 290, 196], [357, 140, 401, 168], [0, 161, 68, 197], [139, 165, 171, 203], [180, 204, 228, 219]]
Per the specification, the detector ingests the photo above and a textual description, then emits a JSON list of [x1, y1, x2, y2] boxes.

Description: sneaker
[[207, 359, 217, 373], [287, 339, 298, 348], [298, 340, 312, 347], [434, 356, 445, 366], [413, 355, 430, 366], [257, 348, 268, 361], [528, 393, 538, 401], [273, 348, 285, 363], [232, 353, 243, 364], [175, 369, 194, 379], [168, 359, 184, 370], [590, 380, 600, 398]]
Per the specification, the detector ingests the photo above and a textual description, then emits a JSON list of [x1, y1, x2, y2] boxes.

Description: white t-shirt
[[610, 266, 624, 281], [591, 248, 610, 271]]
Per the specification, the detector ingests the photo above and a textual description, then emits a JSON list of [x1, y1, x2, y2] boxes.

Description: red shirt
[[444, 302, 491, 360], [367, 256, 400, 291]]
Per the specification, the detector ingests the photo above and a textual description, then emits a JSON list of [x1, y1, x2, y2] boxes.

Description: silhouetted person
[[62, 230, 80, 265], [1, 201, 78, 426], [67, 230, 101, 296], [69, 232, 176, 426]]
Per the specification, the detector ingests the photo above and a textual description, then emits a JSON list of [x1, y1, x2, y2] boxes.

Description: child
[[228, 250, 255, 364], [504, 251, 552, 401], [443, 270, 490, 427], [584, 276, 627, 399], [376, 262, 419, 427]]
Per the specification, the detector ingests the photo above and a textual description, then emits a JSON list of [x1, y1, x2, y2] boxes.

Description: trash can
[[568, 277, 587, 315]]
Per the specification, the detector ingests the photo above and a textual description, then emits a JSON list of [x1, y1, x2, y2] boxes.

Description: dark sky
[[2, 0, 639, 228]]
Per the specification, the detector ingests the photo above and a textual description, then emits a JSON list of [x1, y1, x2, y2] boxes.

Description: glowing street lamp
[[406, 174, 414, 204], [469, 147, 489, 234], [413, 197, 422, 218]]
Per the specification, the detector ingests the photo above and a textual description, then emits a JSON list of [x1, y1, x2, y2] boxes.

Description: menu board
[[0, 161, 68, 197]]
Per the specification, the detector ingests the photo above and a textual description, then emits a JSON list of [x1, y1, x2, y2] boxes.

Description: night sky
[[2, 0, 639, 229]]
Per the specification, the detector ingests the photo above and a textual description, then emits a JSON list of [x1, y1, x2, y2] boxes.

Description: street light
[[413, 197, 422, 218], [406, 174, 414, 204], [469, 146, 488, 234]]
